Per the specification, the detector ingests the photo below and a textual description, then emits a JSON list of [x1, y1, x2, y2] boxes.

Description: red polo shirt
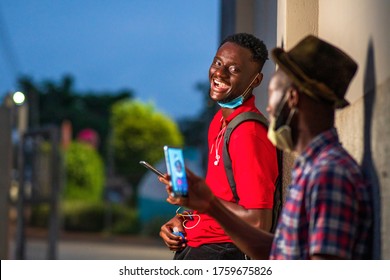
[[185, 96, 278, 247]]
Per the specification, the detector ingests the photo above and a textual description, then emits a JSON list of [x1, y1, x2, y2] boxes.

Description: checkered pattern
[[270, 128, 372, 259]]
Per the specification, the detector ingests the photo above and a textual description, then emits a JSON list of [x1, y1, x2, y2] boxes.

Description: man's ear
[[287, 87, 299, 108], [252, 73, 263, 88]]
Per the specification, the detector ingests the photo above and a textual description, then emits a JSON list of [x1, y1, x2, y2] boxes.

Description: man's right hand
[[160, 169, 215, 213], [159, 215, 186, 251]]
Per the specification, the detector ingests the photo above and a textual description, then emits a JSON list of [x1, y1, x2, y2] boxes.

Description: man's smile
[[211, 78, 231, 93]]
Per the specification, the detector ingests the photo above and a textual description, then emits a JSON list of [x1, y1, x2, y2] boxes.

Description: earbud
[[214, 155, 220, 165]]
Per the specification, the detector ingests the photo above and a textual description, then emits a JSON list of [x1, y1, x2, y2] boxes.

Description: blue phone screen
[[164, 146, 188, 197]]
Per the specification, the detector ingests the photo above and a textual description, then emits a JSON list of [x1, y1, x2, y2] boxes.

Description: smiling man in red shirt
[[159, 33, 278, 260], [161, 35, 373, 260]]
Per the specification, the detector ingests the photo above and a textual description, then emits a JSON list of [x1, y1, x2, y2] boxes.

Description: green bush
[[63, 142, 105, 202], [62, 201, 105, 232], [29, 201, 140, 235], [107, 204, 140, 234], [62, 201, 140, 234]]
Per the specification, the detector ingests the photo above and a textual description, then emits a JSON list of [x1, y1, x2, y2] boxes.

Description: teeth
[[214, 79, 228, 88]]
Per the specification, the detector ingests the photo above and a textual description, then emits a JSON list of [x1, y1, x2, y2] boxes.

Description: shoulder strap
[[223, 111, 283, 233], [223, 112, 269, 203], [271, 148, 283, 233]]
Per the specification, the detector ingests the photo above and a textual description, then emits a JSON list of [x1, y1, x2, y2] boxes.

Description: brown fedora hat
[[271, 35, 358, 108]]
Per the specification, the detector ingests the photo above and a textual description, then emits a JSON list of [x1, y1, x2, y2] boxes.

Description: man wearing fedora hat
[[161, 35, 373, 260]]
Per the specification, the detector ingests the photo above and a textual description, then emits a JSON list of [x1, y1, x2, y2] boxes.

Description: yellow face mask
[[267, 95, 297, 152]]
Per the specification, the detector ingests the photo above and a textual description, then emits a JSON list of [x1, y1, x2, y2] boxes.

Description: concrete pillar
[[275, 0, 319, 193]]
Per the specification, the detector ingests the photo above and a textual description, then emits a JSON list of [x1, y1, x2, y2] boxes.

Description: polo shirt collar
[[222, 95, 257, 125]]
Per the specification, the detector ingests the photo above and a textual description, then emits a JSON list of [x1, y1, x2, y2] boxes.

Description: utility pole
[[13, 92, 28, 259], [0, 105, 12, 259]]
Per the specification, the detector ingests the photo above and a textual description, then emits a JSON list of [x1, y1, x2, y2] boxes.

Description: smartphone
[[163, 146, 188, 197], [139, 160, 164, 177]]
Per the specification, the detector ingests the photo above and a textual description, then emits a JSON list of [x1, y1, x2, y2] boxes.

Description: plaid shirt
[[270, 128, 372, 259]]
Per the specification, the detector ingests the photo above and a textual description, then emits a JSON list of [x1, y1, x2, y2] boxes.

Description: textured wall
[[320, 0, 390, 260], [275, 0, 390, 258]]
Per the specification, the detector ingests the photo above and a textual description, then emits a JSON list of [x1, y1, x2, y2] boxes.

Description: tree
[[63, 141, 105, 202], [17, 75, 133, 157], [110, 99, 183, 206]]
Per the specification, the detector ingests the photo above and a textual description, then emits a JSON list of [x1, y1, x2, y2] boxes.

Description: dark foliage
[[17, 74, 133, 158]]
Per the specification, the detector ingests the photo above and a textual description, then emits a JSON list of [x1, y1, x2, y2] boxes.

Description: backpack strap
[[223, 112, 269, 203], [223, 111, 283, 233], [271, 148, 283, 233]]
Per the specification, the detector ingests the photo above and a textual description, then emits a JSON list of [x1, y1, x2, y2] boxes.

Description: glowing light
[[12, 91, 25, 105]]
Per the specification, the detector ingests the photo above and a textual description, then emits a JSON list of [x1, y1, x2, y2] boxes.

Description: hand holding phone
[[164, 146, 188, 197]]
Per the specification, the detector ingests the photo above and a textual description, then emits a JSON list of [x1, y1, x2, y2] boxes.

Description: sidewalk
[[7, 227, 173, 260]]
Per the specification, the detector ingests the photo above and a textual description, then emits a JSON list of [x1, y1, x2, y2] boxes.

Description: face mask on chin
[[217, 95, 244, 108], [267, 95, 297, 152], [217, 73, 259, 109]]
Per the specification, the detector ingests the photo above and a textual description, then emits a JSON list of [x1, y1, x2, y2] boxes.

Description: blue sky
[[0, 0, 220, 120]]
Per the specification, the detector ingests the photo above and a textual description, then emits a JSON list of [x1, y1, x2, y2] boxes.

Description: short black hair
[[220, 33, 268, 69]]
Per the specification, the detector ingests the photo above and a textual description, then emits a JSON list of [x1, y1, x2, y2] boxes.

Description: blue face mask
[[216, 73, 259, 109], [217, 95, 244, 108]]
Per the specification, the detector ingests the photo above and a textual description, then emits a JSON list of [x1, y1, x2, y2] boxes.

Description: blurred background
[[1, 0, 389, 260], [0, 0, 220, 260]]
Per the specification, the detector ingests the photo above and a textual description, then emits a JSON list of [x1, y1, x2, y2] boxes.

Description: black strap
[[271, 148, 283, 233], [223, 112, 269, 203], [222, 111, 283, 233]]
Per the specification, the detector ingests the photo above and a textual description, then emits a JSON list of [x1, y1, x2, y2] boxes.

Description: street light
[[12, 91, 26, 105]]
